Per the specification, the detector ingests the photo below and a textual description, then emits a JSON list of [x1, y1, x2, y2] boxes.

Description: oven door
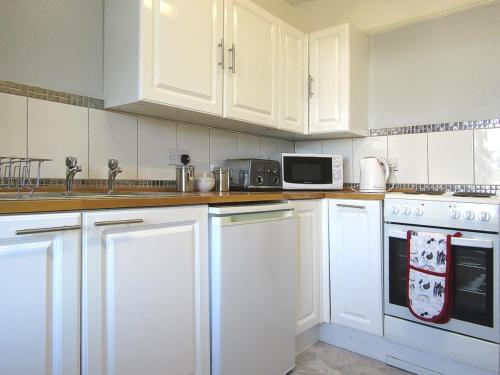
[[384, 223, 499, 343]]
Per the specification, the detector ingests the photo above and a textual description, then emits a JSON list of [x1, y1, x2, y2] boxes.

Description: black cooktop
[[403, 191, 445, 195], [452, 192, 494, 198]]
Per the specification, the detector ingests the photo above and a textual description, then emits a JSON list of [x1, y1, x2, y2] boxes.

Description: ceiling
[[285, 0, 500, 33]]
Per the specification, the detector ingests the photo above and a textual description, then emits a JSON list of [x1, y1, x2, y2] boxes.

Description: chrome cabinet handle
[[228, 43, 236, 73], [337, 204, 366, 210], [308, 75, 314, 98], [94, 219, 144, 227], [218, 38, 224, 69], [16, 225, 82, 235]]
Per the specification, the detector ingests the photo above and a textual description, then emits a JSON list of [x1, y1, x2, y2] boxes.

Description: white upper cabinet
[[279, 21, 308, 134], [82, 206, 210, 375], [223, 0, 279, 127], [142, 0, 224, 114], [105, 0, 224, 116], [0, 213, 81, 375], [308, 23, 368, 137]]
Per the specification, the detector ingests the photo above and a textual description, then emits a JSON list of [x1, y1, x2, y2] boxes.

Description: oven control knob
[[272, 176, 280, 185], [450, 210, 460, 220], [465, 210, 475, 220], [414, 207, 424, 216], [479, 211, 491, 222], [403, 206, 411, 215], [256, 175, 264, 185], [392, 206, 400, 215]]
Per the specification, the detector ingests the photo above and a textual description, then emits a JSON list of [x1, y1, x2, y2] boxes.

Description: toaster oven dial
[[272, 176, 280, 185], [256, 175, 264, 185]]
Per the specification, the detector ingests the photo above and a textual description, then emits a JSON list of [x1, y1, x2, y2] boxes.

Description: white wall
[[0, 0, 103, 98], [369, 3, 500, 129], [292, 0, 498, 33]]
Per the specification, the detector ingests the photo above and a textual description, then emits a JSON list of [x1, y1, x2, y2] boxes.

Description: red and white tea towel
[[406, 231, 460, 323]]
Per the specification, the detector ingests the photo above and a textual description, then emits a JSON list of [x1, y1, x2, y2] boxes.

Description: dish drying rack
[[0, 156, 52, 196]]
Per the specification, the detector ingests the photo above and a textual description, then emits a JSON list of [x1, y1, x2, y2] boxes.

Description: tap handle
[[66, 156, 78, 168], [108, 158, 120, 170]]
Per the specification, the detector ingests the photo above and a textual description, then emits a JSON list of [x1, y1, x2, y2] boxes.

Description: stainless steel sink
[[0, 191, 197, 200]]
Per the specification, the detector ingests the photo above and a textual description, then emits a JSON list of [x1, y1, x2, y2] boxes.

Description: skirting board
[[319, 323, 497, 375], [296, 325, 320, 356]]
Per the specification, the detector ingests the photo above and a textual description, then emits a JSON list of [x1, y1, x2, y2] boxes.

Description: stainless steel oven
[[384, 193, 499, 343]]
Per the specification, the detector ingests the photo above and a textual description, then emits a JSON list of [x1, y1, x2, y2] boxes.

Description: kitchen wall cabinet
[[105, 0, 224, 116], [279, 21, 308, 134], [292, 200, 324, 334], [328, 199, 383, 336], [81, 206, 210, 375], [223, 0, 279, 127], [0, 213, 81, 375], [308, 24, 368, 137]]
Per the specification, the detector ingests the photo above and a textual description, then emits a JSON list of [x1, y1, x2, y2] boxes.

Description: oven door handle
[[388, 230, 494, 249]]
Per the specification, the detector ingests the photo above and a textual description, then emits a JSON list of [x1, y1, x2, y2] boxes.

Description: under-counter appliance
[[279, 153, 343, 190], [224, 159, 281, 190], [209, 202, 297, 375], [384, 192, 499, 372]]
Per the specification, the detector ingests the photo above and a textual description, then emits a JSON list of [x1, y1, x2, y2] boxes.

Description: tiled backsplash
[[296, 128, 500, 187], [0, 92, 294, 181]]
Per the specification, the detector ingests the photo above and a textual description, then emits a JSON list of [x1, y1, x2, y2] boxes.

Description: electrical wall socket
[[168, 149, 190, 165]]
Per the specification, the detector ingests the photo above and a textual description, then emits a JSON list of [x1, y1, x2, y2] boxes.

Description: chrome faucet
[[64, 156, 82, 195], [107, 159, 122, 194]]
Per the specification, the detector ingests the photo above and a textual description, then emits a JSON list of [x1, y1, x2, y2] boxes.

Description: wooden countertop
[[0, 190, 385, 214]]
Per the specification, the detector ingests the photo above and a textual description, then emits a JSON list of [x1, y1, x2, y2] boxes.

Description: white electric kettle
[[359, 157, 389, 193]]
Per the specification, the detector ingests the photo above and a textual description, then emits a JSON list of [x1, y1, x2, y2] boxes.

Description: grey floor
[[291, 342, 410, 375]]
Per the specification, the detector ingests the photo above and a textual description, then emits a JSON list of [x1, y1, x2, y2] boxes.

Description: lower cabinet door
[[292, 200, 323, 334], [329, 199, 383, 336], [82, 206, 210, 375], [0, 213, 81, 375]]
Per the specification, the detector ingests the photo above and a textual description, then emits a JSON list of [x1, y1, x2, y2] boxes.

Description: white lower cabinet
[[0, 213, 81, 375], [329, 199, 383, 336], [81, 206, 210, 375], [292, 200, 325, 334]]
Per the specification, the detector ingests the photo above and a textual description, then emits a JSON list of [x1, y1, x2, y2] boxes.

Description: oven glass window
[[283, 157, 332, 184], [388, 237, 494, 327]]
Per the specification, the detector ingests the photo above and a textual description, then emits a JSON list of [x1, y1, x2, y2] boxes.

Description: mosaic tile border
[[369, 118, 500, 137], [1, 178, 176, 189], [0, 80, 104, 109], [344, 183, 500, 195]]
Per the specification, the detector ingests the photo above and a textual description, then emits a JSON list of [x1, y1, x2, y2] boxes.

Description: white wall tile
[[0, 93, 27, 157], [352, 137, 388, 183], [388, 133, 428, 184], [277, 139, 294, 153], [138, 117, 177, 180], [209, 129, 237, 170], [260, 137, 278, 159], [89, 109, 137, 179], [28, 99, 88, 178], [323, 139, 354, 183], [294, 140, 322, 154], [177, 124, 210, 176], [474, 128, 500, 185], [428, 130, 473, 184], [237, 134, 261, 158]]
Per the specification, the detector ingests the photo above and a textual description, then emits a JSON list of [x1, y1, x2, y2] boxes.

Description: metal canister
[[213, 167, 230, 192], [176, 165, 195, 192]]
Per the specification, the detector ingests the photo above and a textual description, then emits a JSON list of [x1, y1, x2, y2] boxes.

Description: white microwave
[[278, 153, 343, 190]]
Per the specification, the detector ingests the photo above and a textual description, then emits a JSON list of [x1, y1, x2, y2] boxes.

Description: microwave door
[[283, 156, 334, 188]]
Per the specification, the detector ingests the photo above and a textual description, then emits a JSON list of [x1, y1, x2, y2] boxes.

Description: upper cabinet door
[[308, 24, 349, 133], [141, 0, 224, 115], [224, 0, 279, 127], [279, 21, 307, 134]]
